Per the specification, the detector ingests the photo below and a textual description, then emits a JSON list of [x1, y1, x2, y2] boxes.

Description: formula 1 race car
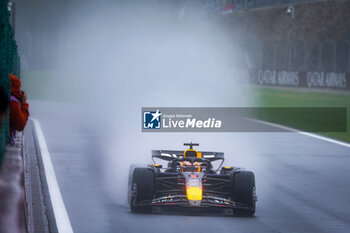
[[128, 143, 257, 216]]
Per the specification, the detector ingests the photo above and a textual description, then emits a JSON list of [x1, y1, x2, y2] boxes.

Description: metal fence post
[[302, 38, 308, 71], [332, 41, 337, 72], [255, 38, 263, 69], [347, 40, 350, 72], [318, 40, 322, 71], [272, 41, 277, 70]]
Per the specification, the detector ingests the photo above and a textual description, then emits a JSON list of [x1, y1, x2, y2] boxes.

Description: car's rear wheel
[[130, 167, 154, 213], [232, 171, 256, 216]]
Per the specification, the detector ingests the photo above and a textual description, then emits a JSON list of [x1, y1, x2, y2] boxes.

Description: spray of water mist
[[48, 1, 261, 203]]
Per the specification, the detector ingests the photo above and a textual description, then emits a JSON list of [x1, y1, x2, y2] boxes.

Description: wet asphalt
[[29, 101, 350, 233]]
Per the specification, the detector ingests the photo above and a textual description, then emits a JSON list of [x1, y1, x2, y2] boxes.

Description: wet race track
[[29, 101, 350, 233]]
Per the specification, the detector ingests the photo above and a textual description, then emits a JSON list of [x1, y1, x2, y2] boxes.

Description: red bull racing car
[[128, 143, 257, 216]]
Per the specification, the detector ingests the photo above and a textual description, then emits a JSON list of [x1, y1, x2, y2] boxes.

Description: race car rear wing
[[152, 150, 224, 162]]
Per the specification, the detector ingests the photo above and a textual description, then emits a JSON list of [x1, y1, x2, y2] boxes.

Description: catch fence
[[0, 0, 20, 163], [246, 38, 350, 90]]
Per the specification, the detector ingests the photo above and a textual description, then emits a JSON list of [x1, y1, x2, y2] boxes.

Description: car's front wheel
[[130, 167, 154, 213], [232, 171, 256, 216]]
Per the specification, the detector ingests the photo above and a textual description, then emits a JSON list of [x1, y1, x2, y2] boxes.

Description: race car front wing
[[137, 195, 253, 210]]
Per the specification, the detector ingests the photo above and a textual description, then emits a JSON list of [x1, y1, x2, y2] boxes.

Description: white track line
[[252, 119, 350, 148], [32, 118, 74, 233]]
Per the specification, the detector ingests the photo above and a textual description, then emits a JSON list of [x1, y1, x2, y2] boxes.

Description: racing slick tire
[[232, 171, 256, 216], [130, 167, 155, 213]]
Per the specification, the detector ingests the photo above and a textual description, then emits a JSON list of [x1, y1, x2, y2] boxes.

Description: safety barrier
[[235, 0, 326, 11], [250, 69, 350, 90], [0, 0, 20, 163], [244, 38, 350, 90], [183, 0, 326, 13], [244, 39, 350, 73]]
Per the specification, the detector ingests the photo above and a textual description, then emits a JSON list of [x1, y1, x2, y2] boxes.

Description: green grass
[[253, 87, 350, 143]]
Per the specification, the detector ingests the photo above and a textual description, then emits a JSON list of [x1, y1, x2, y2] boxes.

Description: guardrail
[[0, 132, 25, 233]]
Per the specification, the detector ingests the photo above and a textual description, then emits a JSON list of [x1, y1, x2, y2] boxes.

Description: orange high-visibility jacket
[[9, 74, 29, 132]]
